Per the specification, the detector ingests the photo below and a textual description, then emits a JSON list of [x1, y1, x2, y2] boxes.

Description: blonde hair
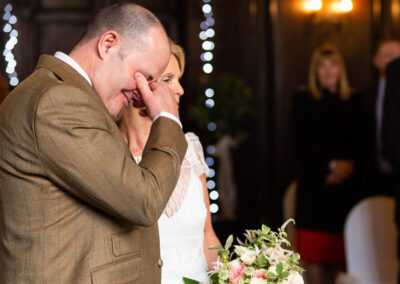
[[169, 39, 185, 73], [308, 44, 352, 100]]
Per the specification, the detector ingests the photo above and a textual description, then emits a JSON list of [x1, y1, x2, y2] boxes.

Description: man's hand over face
[[132, 72, 179, 120]]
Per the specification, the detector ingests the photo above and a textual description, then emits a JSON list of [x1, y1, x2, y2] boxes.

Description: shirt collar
[[54, 51, 92, 86]]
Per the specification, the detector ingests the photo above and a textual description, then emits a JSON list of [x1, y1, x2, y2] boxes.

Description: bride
[[118, 39, 221, 283]]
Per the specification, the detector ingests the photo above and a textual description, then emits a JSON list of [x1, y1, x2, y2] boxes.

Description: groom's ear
[[97, 31, 121, 60]]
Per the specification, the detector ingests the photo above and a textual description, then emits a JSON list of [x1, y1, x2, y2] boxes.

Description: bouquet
[[184, 219, 304, 284]]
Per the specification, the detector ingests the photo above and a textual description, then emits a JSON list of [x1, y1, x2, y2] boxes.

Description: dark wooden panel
[[115, 0, 175, 12], [9, 0, 183, 81], [38, 24, 87, 55], [182, 0, 272, 226], [13, 20, 36, 81], [40, 0, 91, 9]]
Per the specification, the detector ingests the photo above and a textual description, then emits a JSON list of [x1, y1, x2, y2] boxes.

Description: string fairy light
[[199, 0, 219, 214], [2, 3, 19, 87]]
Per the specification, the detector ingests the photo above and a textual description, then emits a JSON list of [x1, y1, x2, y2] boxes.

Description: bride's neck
[[118, 107, 152, 157]]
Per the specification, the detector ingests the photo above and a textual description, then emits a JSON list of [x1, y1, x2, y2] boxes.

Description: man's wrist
[[153, 112, 182, 129]]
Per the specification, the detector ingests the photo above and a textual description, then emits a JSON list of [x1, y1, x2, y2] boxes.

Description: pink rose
[[272, 249, 285, 259], [229, 259, 245, 283], [252, 269, 266, 279]]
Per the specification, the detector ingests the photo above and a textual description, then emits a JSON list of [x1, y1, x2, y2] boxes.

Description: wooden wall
[[210, 0, 271, 227], [0, 0, 185, 81]]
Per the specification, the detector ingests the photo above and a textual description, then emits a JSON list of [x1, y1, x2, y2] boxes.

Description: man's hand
[[325, 159, 354, 185], [132, 72, 179, 120]]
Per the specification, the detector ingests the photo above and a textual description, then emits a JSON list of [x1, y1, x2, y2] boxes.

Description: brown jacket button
[[157, 258, 163, 268]]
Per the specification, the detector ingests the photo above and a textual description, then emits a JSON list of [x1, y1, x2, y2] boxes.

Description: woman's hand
[[325, 159, 354, 185]]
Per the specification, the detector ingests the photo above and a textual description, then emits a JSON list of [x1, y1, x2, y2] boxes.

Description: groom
[[0, 3, 187, 283]]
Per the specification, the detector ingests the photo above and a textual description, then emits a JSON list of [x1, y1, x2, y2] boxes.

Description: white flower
[[281, 272, 304, 284], [250, 278, 267, 284], [268, 265, 277, 275], [234, 245, 258, 265], [234, 245, 250, 256], [229, 258, 243, 269], [241, 250, 258, 265]]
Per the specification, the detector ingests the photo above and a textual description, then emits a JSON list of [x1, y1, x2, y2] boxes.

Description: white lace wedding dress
[[134, 132, 211, 284]]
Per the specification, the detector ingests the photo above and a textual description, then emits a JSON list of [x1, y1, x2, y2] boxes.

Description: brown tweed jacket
[[0, 55, 187, 283]]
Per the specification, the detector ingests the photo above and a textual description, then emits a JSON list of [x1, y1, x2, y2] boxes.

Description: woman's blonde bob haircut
[[169, 38, 185, 74], [308, 44, 352, 101]]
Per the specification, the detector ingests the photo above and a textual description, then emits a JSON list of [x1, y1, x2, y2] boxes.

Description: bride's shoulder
[[183, 132, 209, 176], [184, 132, 207, 154], [184, 132, 201, 144], [184, 132, 205, 151]]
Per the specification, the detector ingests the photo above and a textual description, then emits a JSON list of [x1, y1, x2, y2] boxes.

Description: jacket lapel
[[35, 55, 133, 158]]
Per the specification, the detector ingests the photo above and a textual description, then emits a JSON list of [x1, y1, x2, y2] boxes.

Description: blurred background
[[0, 0, 397, 241]]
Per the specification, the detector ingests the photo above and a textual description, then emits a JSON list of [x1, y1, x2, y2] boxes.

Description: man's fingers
[[149, 81, 161, 91], [134, 73, 152, 101]]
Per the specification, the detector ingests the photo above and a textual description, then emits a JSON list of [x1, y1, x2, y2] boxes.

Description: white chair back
[[343, 196, 398, 284]]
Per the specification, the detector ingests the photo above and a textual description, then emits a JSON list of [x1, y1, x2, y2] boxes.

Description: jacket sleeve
[[34, 85, 187, 226], [383, 58, 400, 173]]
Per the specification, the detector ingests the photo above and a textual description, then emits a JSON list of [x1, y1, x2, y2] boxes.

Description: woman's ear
[[97, 31, 121, 60]]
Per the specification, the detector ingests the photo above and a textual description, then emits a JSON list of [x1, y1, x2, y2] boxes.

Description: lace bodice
[[162, 132, 210, 217], [134, 132, 210, 283]]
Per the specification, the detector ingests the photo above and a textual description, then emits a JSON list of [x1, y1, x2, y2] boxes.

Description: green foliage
[[255, 254, 268, 268], [183, 277, 200, 284], [189, 74, 256, 145], [210, 273, 220, 283], [225, 235, 234, 250], [209, 245, 223, 250]]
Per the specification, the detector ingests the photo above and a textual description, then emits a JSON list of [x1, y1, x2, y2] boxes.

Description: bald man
[[0, 3, 187, 283]]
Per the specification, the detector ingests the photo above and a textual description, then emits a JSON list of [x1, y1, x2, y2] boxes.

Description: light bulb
[[340, 0, 353, 12], [304, 0, 323, 11]]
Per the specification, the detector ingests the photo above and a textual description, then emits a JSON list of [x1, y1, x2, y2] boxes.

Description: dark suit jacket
[[382, 57, 400, 222], [363, 84, 378, 149], [383, 58, 400, 173], [362, 82, 395, 196], [0, 55, 187, 283]]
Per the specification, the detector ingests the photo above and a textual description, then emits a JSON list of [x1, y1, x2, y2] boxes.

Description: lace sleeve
[[185, 132, 210, 177]]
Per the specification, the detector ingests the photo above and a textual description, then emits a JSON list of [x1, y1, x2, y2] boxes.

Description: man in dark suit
[[364, 39, 400, 196], [382, 56, 400, 270]]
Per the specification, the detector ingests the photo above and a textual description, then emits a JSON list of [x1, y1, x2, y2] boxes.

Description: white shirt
[[54, 51, 182, 128]]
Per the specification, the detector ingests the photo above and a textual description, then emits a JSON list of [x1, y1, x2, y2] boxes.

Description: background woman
[[118, 40, 221, 283], [290, 44, 368, 284]]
